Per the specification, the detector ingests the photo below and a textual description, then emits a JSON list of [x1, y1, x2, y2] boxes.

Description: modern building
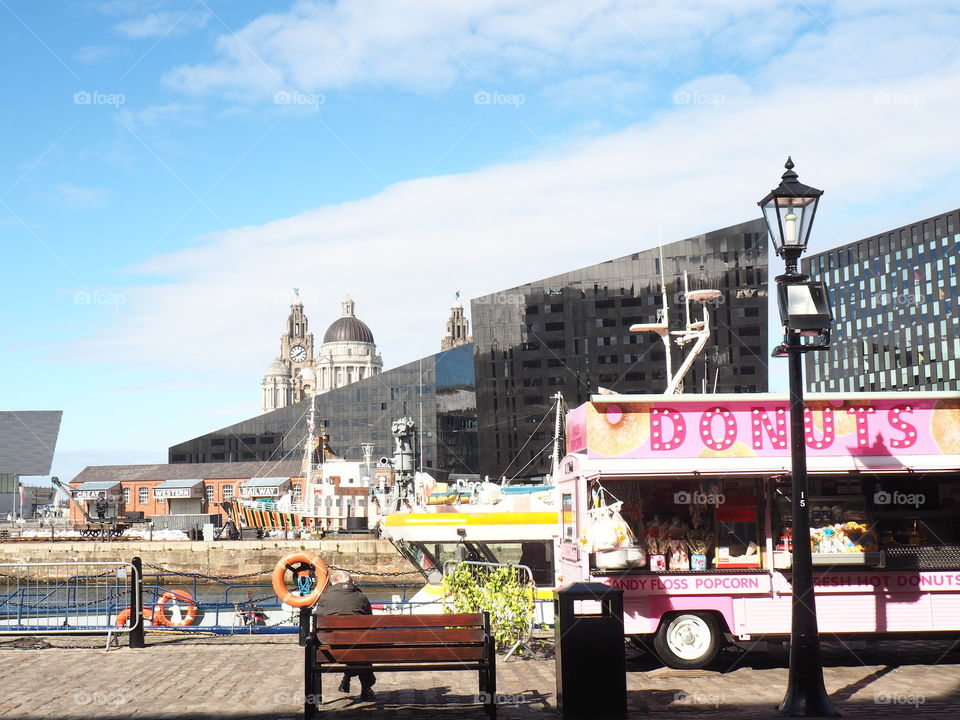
[[0, 410, 62, 518], [260, 294, 383, 414], [803, 207, 960, 392], [471, 218, 769, 478], [174, 343, 478, 478]]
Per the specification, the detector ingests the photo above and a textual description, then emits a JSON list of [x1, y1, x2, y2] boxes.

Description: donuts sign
[[566, 395, 960, 466]]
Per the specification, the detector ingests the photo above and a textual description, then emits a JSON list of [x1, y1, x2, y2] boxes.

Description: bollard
[[129, 556, 146, 648], [554, 582, 626, 719]]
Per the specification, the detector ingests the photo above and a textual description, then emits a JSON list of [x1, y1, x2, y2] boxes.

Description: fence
[[1, 558, 428, 640], [149, 513, 222, 535], [0, 560, 144, 648]]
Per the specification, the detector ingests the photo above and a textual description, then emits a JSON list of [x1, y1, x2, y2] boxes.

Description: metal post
[[129, 556, 145, 648], [779, 345, 836, 716], [298, 605, 312, 646]]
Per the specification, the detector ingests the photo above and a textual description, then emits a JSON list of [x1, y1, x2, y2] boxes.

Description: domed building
[[260, 358, 292, 413], [316, 298, 383, 394], [260, 294, 382, 413]]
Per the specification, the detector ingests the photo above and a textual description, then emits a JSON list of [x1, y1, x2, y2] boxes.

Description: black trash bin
[[554, 582, 626, 719]]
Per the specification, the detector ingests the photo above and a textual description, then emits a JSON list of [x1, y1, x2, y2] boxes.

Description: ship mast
[[305, 386, 316, 486], [629, 247, 721, 394], [550, 391, 564, 476]]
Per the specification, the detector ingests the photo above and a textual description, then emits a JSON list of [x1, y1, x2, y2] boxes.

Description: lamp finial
[[781, 156, 798, 184]]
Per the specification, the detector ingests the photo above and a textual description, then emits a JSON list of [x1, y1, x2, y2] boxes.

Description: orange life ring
[[272, 550, 329, 607], [153, 590, 199, 627], [115, 606, 153, 627]]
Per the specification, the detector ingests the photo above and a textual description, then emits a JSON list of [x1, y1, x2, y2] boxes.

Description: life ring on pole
[[272, 550, 329, 608], [153, 590, 199, 627], [116, 606, 153, 627]]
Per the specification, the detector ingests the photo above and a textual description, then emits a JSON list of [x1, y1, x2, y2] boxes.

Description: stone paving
[[0, 635, 957, 719]]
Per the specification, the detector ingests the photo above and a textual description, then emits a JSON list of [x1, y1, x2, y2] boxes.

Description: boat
[[374, 395, 566, 626]]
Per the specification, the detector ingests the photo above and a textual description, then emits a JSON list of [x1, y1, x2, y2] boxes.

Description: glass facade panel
[[472, 218, 768, 477], [803, 206, 960, 392], [169, 345, 478, 478]]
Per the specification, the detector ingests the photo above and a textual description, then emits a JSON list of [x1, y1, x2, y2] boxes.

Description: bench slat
[[318, 645, 486, 663], [317, 628, 485, 645], [314, 613, 483, 629], [316, 662, 487, 673]]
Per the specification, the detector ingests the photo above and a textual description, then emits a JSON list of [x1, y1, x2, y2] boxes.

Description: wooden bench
[[304, 612, 496, 719]]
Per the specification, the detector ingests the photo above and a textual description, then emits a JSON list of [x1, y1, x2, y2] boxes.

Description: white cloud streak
[[75, 65, 960, 389], [163, 0, 783, 98], [60, 1, 960, 431]]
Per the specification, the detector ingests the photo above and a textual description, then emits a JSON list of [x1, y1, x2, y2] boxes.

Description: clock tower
[[262, 291, 316, 413]]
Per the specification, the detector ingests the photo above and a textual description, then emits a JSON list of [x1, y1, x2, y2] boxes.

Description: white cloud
[[541, 72, 649, 111], [114, 8, 210, 39], [72, 54, 960, 394], [118, 102, 204, 132], [163, 0, 781, 99], [55, 184, 110, 208], [74, 44, 122, 64]]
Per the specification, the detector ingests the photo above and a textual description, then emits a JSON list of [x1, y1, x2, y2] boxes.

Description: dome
[[322, 297, 375, 344], [323, 316, 375, 344], [264, 358, 291, 377]]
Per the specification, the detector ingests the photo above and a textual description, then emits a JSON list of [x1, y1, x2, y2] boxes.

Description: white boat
[[374, 396, 567, 627]]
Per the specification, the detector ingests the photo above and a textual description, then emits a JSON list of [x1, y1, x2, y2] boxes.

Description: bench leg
[[484, 638, 497, 720]]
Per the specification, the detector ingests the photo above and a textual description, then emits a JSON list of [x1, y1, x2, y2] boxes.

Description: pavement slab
[[0, 635, 956, 719]]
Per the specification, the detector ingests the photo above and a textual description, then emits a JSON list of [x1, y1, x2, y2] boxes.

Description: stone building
[[316, 297, 383, 394], [260, 294, 383, 413]]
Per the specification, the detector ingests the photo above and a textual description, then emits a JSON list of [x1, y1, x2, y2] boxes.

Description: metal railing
[[0, 560, 143, 648], [1, 560, 428, 639], [134, 576, 428, 633]]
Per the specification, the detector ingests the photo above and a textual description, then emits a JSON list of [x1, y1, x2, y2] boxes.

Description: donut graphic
[[585, 402, 650, 457], [930, 399, 960, 455], [808, 400, 865, 437], [699, 441, 756, 458]]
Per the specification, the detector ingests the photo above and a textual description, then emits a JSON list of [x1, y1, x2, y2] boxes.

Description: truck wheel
[[653, 612, 721, 669]]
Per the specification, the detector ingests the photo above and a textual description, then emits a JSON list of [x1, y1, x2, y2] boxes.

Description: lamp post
[[758, 157, 838, 717]]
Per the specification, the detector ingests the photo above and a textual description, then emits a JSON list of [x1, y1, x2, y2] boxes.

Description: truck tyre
[[653, 612, 721, 669]]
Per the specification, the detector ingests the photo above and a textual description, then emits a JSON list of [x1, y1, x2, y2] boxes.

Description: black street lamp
[[759, 157, 838, 717]]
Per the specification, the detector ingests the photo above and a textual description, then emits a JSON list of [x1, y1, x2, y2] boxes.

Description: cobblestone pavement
[[0, 635, 957, 719]]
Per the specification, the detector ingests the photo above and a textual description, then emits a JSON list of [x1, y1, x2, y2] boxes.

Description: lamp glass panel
[[786, 284, 819, 316], [761, 202, 784, 250]]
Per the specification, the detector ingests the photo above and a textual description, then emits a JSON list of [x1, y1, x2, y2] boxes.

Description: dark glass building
[[471, 218, 769, 479], [803, 207, 960, 392], [169, 344, 478, 477]]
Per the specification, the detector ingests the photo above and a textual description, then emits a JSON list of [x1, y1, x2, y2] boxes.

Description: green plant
[[441, 563, 534, 653]]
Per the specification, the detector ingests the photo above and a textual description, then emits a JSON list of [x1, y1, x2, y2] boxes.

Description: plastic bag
[[580, 503, 636, 553]]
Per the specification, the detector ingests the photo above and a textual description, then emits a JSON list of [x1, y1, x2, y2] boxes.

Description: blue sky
[[2, 1, 960, 484]]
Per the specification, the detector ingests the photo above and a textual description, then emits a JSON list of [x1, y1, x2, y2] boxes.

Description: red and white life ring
[[153, 590, 198, 627], [115, 606, 153, 627]]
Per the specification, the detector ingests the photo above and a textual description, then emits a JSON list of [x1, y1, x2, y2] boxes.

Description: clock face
[[290, 345, 307, 363]]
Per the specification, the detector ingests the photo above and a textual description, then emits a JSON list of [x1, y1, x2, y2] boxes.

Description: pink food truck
[[556, 391, 960, 668]]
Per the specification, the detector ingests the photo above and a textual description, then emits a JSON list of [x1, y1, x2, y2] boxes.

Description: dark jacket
[[314, 582, 372, 616]]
